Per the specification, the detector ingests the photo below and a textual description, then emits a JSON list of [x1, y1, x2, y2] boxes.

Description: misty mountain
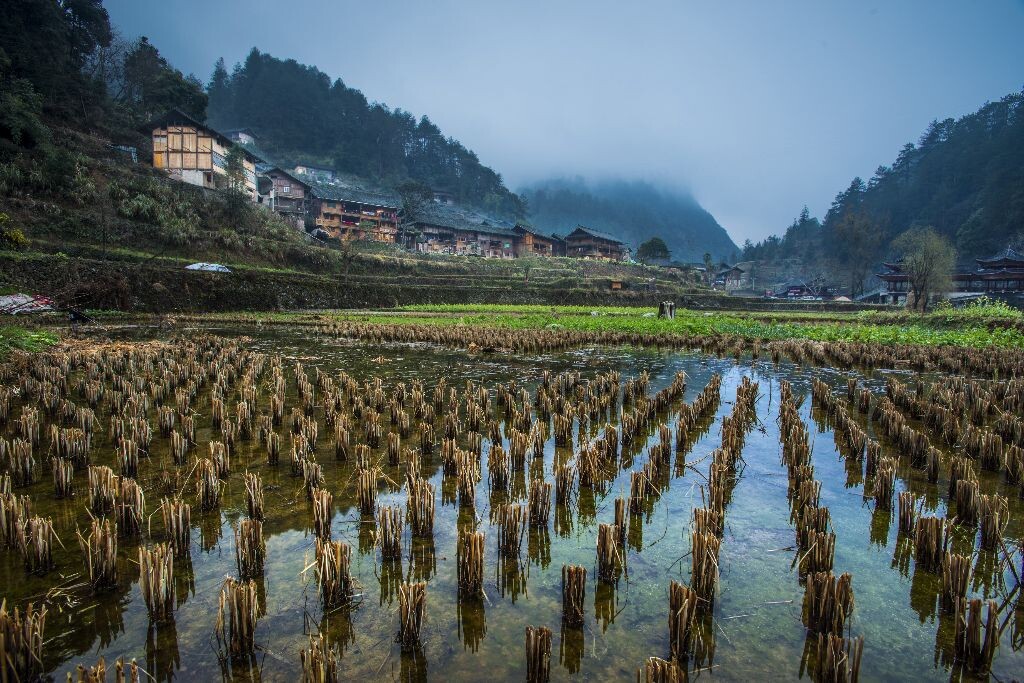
[[207, 49, 525, 218], [521, 179, 738, 262]]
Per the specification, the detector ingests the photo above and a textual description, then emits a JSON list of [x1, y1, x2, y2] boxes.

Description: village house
[[878, 246, 1024, 305], [564, 226, 628, 261], [310, 181, 400, 242], [513, 225, 564, 258], [146, 109, 261, 200], [411, 204, 519, 258], [261, 167, 312, 230], [714, 261, 756, 292], [294, 164, 336, 183], [223, 128, 259, 146]]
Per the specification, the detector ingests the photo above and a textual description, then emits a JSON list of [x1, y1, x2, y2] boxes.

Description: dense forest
[[743, 90, 1024, 294], [521, 178, 738, 263], [207, 50, 526, 219]]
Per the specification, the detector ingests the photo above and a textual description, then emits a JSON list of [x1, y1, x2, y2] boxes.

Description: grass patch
[[0, 325, 58, 359], [332, 307, 1024, 348]]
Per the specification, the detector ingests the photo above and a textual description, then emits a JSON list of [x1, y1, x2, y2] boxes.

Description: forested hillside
[[207, 50, 525, 219], [744, 90, 1024, 293], [522, 178, 738, 262]]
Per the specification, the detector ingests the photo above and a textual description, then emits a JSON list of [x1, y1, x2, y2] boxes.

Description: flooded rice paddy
[[1, 324, 1022, 681]]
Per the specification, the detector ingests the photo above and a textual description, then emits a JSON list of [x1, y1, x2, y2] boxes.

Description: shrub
[[0, 212, 28, 251]]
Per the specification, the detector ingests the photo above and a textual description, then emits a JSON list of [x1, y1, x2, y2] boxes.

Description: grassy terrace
[[0, 325, 58, 360], [340, 299, 1024, 348]]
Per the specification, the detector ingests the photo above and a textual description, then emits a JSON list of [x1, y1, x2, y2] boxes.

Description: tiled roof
[[566, 225, 624, 245], [977, 247, 1024, 264], [414, 203, 517, 237], [310, 178, 400, 209]]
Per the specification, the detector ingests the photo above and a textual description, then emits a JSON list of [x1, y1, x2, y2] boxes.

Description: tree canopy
[[745, 89, 1024, 281], [206, 49, 526, 219], [892, 227, 956, 311], [636, 237, 670, 262]]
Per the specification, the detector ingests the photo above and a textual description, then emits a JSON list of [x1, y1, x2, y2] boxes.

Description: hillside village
[[150, 109, 630, 263]]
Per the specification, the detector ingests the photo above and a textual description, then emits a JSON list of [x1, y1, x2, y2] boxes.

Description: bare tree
[[892, 227, 956, 311]]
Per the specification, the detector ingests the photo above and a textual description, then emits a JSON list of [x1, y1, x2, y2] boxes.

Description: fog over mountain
[[522, 178, 738, 263], [104, 0, 1024, 245]]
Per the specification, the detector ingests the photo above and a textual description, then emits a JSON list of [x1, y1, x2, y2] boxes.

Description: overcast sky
[[106, 0, 1024, 244]]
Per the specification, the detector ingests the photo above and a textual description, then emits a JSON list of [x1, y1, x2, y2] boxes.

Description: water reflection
[[559, 621, 584, 674], [527, 527, 551, 569], [594, 579, 619, 632], [319, 607, 356, 659], [869, 508, 891, 547], [407, 538, 436, 582], [909, 565, 939, 624], [199, 512, 222, 552], [496, 553, 528, 603], [146, 618, 180, 683], [457, 595, 486, 652], [379, 558, 402, 607]]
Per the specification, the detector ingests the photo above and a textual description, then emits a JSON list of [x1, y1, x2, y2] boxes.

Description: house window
[[281, 184, 291, 194]]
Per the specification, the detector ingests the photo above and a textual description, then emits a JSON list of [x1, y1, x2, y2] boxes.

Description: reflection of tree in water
[[46, 579, 131, 669], [146, 618, 181, 683], [91, 585, 130, 649], [441, 470, 458, 508], [457, 595, 486, 653], [509, 468, 527, 503]]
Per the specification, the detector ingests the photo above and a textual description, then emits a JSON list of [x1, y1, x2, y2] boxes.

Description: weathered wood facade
[[564, 226, 627, 261], [514, 225, 563, 257], [264, 167, 311, 230], [311, 182, 400, 242], [147, 109, 260, 200]]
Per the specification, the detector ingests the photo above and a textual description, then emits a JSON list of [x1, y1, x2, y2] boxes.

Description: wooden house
[[412, 204, 519, 258], [878, 247, 1024, 305], [513, 225, 562, 258], [146, 109, 261, 200], [263, 167, 311, 230], [564, 226, 627, 261], [311, 181, 400, 242]]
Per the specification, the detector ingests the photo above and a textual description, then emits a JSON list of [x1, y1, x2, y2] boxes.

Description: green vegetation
[[743, 90, 1024, 286], [207, 50, 525, 218], [0, 325, 57, 359], [348, 303, 1024, 348], [636, 237, 670, 262]]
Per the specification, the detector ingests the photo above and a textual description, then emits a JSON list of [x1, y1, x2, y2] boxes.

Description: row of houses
[[877, 247, 1024, 305], [145, 109, 629, 261]]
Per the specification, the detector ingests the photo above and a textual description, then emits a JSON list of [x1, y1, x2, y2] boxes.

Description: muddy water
[[1, 325, 1022, 682]]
